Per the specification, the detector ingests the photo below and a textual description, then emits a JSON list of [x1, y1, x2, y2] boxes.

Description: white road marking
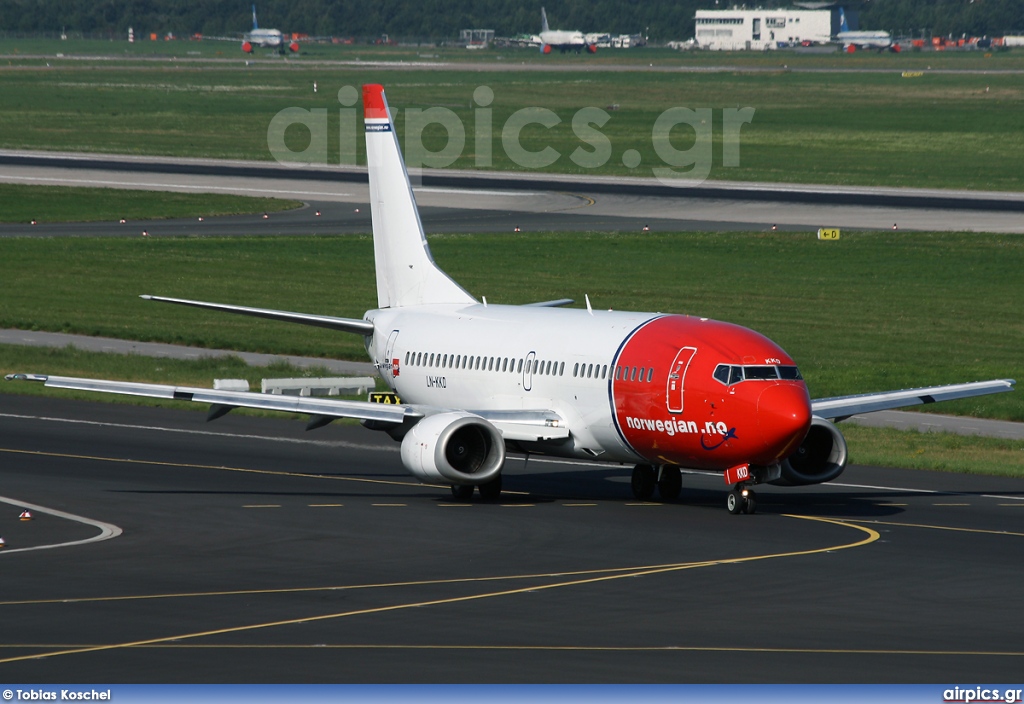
[[0, 494, 122, 555]]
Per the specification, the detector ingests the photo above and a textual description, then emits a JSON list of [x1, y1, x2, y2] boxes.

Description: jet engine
[[773, 416, 848, 486], [400, 412, 505, 485]]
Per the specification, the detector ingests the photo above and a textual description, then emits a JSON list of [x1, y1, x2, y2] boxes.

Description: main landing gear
[[726, 486, 757, 515], [631, 464, 682, 501], [449, 474, 503, 502]]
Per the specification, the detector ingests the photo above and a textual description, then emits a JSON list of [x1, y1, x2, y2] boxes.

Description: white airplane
[[8, 85, 1014, 513], [243, 5, 298, 54], [539, 7, 596, 54], [836, 7, 897, 52]]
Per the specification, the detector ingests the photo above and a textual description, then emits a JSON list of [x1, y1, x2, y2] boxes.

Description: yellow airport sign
[[369, 391, 402, 404], [817, 228, 841, 240]]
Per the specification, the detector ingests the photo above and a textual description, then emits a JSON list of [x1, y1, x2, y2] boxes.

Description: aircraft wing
[[811, 379, 1015, 421], [140, 296, 374, 335], [4, 374, 571, 441], [6, 374, 410, 424]]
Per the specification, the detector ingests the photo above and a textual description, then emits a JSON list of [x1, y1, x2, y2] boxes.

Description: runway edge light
[[817, 228, 840, 240], [20, 510, 33, 521]]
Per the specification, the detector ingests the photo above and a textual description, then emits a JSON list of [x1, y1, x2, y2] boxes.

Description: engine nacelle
[[772, 416, 848, 486], [400, 412, 505, 486]]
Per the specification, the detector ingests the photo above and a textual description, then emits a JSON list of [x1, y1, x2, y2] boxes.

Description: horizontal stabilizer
[[812, 379, 1015, 421], [141, 295, 374, 335]]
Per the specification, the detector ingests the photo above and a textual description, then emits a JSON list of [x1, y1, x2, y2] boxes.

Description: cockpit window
[[713, 364, 731, 385], [713, 363, 803, 386]]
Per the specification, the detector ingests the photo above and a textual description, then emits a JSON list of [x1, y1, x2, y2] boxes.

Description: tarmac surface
[[0, 394, 1022, 682]]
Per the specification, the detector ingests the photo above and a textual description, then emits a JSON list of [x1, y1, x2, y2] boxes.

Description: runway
[[3, 150, 1024, 235], [1, 394, 1022, 682]]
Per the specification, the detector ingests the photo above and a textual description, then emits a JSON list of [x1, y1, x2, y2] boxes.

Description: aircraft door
[[523, 351, 536, 391], [383, 329, 400, 386], [666, 346, 697, 414]]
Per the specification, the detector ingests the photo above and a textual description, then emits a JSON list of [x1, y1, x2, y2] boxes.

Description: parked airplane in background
[[242, 4, 298, 53], [8, 85, 1013, 513], [836, 7, 897, 52], [539, 7, 596, 54]]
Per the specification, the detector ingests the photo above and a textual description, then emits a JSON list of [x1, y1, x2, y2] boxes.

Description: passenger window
[[573, 363, 579, 377], [601, 365, 608, 379], [517, 359, 523, 373], [647, 368, 654, 382], [559, 362, 565, 376], [502, 358, 508, 372]]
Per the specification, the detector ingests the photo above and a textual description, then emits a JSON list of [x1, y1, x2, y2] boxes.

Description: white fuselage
[[368, 303, 656, 462], [246, 28, 284, 47], [540, 29, 587, 47], [837, 30, 892, 49]]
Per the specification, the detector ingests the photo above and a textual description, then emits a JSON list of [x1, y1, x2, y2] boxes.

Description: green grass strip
[[0, 184, 301, 223]]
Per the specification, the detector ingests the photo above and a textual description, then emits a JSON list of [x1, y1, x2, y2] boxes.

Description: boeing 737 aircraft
[[8, 85, 1014, 513], [239, 5, 298, 53], [539, 7, 596, 54], [836, 7, 896, 52]]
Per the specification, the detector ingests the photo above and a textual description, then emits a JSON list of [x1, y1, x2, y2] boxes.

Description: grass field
[[0, 184, 300, 223], [1, 231, 1020, 422], [0, 47, 1022, 190]]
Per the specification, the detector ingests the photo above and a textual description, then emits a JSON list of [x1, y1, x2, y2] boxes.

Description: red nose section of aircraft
[[756, 383, 812, 460], [610, 315, 810, 470]]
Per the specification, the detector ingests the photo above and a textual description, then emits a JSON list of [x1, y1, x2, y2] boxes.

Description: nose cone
[[757, 383, 812, 461]]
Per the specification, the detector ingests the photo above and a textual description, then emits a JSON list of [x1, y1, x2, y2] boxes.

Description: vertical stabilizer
[[363, 84, 476, 309], [252, 4, 258, 30], [541, 7, 550, 33], [839, 7, 849, 33]]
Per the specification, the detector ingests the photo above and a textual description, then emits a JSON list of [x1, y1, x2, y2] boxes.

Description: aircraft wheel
[[631, 464, 656, 500], [726, 490, 745, 515], [744, 491, 757, 514], [450, 484, 474, 502], [478, 474, 503, 502], [657, 466, 682, 501]]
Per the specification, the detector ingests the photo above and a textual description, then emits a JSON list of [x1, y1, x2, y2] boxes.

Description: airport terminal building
[[694, 9, 831, 50]]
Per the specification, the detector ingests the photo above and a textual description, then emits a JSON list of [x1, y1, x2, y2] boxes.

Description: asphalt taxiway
[[1, 394, 1022, 682]]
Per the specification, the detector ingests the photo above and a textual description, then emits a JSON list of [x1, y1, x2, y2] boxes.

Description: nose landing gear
[[726, 486, 757, 514]]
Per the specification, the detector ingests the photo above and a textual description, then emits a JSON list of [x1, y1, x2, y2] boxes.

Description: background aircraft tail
[[251, 4, 258, 30], [541, 7, 550, 33], [362, 84, 476, 309], [839, 7, 849, 33]]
